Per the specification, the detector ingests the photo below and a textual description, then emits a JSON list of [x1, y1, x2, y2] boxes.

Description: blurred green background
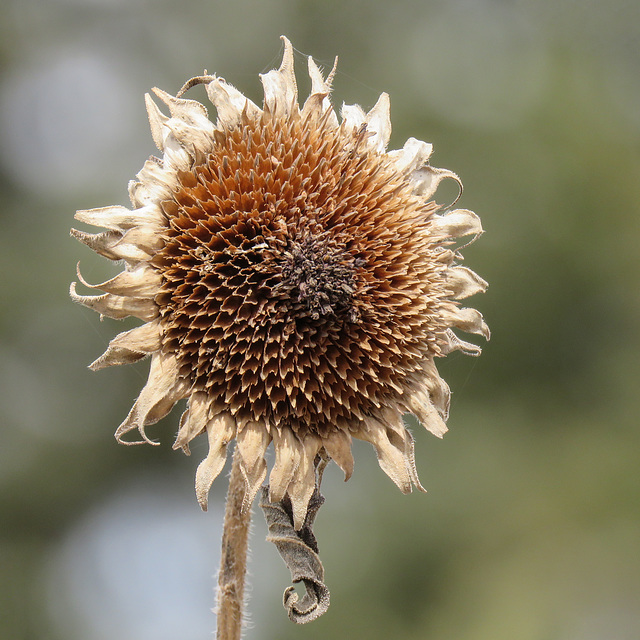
[[1, 0, 639, 639]]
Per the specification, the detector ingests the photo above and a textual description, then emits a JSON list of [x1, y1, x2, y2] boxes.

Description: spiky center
[[153, 111, 445, 435], [276, 230, 362, 322]]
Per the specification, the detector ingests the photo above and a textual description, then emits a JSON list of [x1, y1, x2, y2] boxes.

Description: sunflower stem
[[216, 446, 251, 640]]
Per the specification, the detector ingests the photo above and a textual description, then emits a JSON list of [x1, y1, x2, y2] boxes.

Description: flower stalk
[[216, 447, 251, 640]]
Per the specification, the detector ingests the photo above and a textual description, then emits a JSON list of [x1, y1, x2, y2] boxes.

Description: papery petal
[[302, 56, 338, 126], [69, 282, 158, 321], [441, 305, 490, 339], [90, 320, 161, 370], [206, 77, 261, 128], [445, 266, 489, 299], [407, 388, 448, 438], [195, 412, 237, 510], [287, 434, 322, 531], [174, 391, 211, 453], [410, 166, 462, 202], [260, 36, 298, 117], [365, 93, 391, 153], [145, 93, 169, 152], [430, 208, 483, 238], [236, 421, 272, 509], [322, 430, 354, 481], [388, 137, 433, 173], [115, 352, 190, 445], [75, 204, 165, 232], [356, 418, 413, 494], [76, 263, 162, 298], [340, 103, 366, 132], [269, 427, 301, 502]]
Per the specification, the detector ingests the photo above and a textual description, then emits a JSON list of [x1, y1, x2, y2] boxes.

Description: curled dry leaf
[[259, 486, 330, 623]]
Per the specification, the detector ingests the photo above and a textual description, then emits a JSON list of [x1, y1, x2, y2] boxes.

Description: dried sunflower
[[71, 37, 488, 530]]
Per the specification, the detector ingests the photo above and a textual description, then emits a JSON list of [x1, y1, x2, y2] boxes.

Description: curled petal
[[174, 391, 211, 453], [422, 358, 451, 419], [259, 487, 330, 624], [90, 320, 161, 370], [365, 92, 391, 152], [441, 305, 490, 339], [407, 388, 448, 438], [441, 329, 483, 357], [71, 227, 160, 264], [340, 103, 366, 133], [356, 417, 413, 494], [70, 228, 122, 260], [431, 208, 483, 239], [236, 421, 272, 510], [69, 282, 158, 321], [410, 165, 462, 203], [270, 428, 302, 503], [287, 434, 323, 531], [195, 412, 237, 510], [446, 266, 489, 299], [75, 204, 165, 232], [152, 87, 209, 125], [115, 352, 190, 445], [321, 430, 354, 481], [76, 263, 162, 298], [206, 77, 261, 128], [261, 36, 298, 116], [389, 137, 433, 174], [302, 56, 338, 126], [145, 93, 169, 151]]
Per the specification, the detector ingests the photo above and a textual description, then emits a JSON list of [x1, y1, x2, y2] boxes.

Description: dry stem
[[216, 446, 251, 640]]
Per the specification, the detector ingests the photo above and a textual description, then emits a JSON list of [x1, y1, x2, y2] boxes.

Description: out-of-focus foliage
[[1, 1, 638, 639]]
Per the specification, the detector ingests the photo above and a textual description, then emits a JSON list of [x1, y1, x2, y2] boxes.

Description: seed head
[[71, 37, 488, 529]]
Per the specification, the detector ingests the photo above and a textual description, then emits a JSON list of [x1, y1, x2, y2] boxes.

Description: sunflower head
[[71, 37, 488, 529]]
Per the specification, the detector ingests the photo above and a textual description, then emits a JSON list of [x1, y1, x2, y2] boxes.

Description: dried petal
[[356, 418, 413, 494], [446, 265, 489, 299], [269, 428, 302, 503], [236, 421, 272, 510], [206, 77, 261, 128], [90, 321, 161, 370], [365, 92, 391, 152], [407, 388, 448, 438], [431, 208, 483, 238], [260, 36, 298, 116], [287, 435, 323, 531], [174, 390, 210, 453], [321, 430, 354, 481], [75, 204, 164, 231], [115, 352, 190, 445], [145, 93, 169, 151], [76, 263, 161, 298], [441, 305, 491, 339], [195, 412, 237, 510], [69, 282, 158, 321]]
